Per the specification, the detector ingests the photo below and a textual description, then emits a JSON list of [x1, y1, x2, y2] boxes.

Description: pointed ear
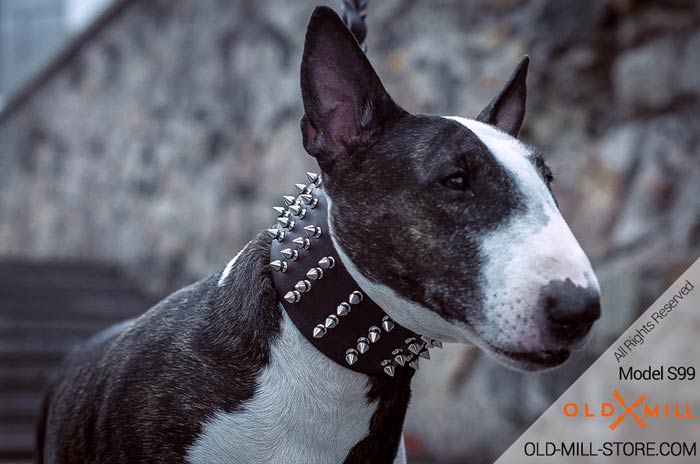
[[477, 56, 529, 137], [300, 6, 403, 167]]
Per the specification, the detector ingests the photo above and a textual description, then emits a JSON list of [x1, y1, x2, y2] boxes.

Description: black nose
[[541, 279, 601, 342]]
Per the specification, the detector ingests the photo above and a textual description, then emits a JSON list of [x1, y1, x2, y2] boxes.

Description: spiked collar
[[268, 173, 442, 377]]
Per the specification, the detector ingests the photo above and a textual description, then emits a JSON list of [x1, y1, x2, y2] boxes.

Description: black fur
[[40, 233, 281, 463], [345, 370, 413, 463]]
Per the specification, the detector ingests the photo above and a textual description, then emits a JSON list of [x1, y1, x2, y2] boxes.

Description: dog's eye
[[441, 173, 472, 192]]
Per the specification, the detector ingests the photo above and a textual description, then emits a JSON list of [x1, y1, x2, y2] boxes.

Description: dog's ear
[[300, 6, 402, 168], [477, 56, 529, 137]]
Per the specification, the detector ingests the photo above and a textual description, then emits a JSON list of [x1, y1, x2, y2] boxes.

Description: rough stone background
[[0, 0, 698, 462]]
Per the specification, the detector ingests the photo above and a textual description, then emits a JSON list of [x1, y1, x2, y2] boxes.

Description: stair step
[[0, 260, 119, 277], [0, 259, 156, 462], [0, 284, 144, 298], [0, 296, 151, 321], [0, 261, 135, 293], [0, 345, 69, 366], [0, 429, 34, 460], [0, 393, 41, 423], [0, 367, 58, 392], [0, 337, 86, 358], [0, 319, 111, 334], [0, 319, 119, 342]]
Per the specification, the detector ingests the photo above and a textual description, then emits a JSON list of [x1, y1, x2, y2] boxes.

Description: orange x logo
[[609, 389, 647, 430]]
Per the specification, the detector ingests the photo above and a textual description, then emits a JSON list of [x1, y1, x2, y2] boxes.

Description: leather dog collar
[[268, 173, 442, 376]]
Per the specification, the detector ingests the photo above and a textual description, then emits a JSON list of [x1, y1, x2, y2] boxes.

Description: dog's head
[[299, 7, 600, 371]]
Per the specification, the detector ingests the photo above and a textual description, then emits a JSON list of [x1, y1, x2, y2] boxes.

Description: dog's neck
[[267, 174, 441, 377], [266, 310, 412, 462], [206, 230, 413, 462]]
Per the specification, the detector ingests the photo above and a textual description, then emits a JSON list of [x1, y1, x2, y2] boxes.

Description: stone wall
[[1, 0, 698, 462]]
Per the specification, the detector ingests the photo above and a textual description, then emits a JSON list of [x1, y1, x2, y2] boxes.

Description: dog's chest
[[186, 311, 378, 463]]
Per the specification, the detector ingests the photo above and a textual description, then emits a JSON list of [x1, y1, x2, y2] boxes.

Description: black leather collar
[[268, 173, 442, 377]]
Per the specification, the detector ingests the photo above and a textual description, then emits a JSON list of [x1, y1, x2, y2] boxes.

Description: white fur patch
[[186, 311, 377, 463], [217, 242, 251, 287], [447, 116, 599, 350]]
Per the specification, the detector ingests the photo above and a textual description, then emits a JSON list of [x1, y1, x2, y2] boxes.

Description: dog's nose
[[541, 280, 601, 342]]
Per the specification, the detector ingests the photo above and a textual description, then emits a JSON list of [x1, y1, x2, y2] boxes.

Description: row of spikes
[[267, 172, 322, 244], [269, 174, 370, 344], [268, 172, 324, 307], [346, 333, 443, 376], [284, 255, 335, 304], [312, 290, 369, 338]]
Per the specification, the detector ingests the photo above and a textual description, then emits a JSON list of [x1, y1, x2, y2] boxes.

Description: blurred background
[[0, 0, 698, 462]]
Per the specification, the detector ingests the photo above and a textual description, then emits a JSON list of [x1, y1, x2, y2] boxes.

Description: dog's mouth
[[454, 319, 574, 371], [485, 343, 571, 371]]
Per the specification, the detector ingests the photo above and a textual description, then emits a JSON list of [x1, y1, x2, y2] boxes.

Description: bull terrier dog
[[38, 6, 600, 464]]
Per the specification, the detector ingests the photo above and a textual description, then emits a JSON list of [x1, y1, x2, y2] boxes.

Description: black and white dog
[[38, 7, 600, 464]]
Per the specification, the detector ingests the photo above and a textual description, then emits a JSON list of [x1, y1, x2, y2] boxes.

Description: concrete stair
[[0, 260, 155, 462]]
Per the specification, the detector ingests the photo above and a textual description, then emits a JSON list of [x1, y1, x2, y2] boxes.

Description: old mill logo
[[563, 390, 697, 430]]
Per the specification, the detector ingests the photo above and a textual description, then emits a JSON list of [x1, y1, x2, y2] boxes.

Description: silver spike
[[408, 342, 423, 356], [409, 358, 420, 370], [421, 335, 443, 349], [419, 348, 431, 360], [368, 326, 381, 344], [381, 360, 395, 377], [267, 228, 284, 241], [273, 206, 286, 217], [318, 256, 336, 269], [284, 290, 301, 304], [392, 349, 406, 366], [270, 260, 287, 272], [306, 171, 320, 184], [336, 302, 351, 316], [325, 315, 339, 329], [288, 204, 306, 218], [283, 195, 296, 206], [299, 194, 318, 208], [313, 324, 326, 338], [294, 183, 308, 194], [303, 225, 322, 238], [292, 237, 310, 249], [281, 248, 298, 261], [345, 348, 359, 365], [348, 291, 363, 305], [295, 280, 311, 293], [357, 337, 370, 354], [277, 217, 294, 230], [381, 316, 394, 333], [306, 267, 324, 280], [405, 338, 422, 355]]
